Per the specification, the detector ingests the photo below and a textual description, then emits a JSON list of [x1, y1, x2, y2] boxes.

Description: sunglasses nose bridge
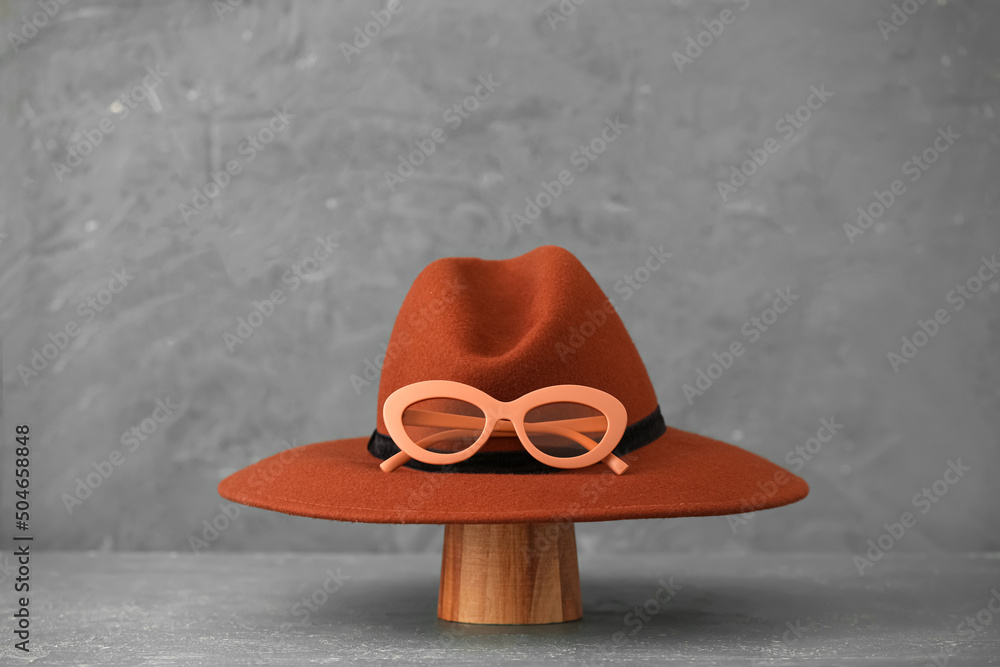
[[483, 399, 516, 423], [490, 417, 518, 435]]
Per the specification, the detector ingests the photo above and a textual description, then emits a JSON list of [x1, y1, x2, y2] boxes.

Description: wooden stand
[[438, 522, 582, 625]]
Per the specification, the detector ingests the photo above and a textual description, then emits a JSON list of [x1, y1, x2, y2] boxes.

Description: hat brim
[[218, 426, 808, 524]]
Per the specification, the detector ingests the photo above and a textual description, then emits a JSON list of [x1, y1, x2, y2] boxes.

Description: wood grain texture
[[438, 522, 582, 624]]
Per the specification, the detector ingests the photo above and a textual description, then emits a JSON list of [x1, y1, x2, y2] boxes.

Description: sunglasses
[[380, 380, 629, 474]]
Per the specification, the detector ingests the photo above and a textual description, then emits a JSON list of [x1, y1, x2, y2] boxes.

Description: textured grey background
[[1, 0, 998, 556]]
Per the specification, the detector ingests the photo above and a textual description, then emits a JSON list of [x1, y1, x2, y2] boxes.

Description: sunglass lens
[[402, 398, 485, 454], [523, 402, 608, 458]]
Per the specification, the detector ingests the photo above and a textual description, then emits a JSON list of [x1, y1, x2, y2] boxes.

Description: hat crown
[[375, 246, 658, 433]]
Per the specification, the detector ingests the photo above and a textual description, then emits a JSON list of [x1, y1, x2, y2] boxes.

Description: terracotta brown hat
[[219, 245, 808, 524]]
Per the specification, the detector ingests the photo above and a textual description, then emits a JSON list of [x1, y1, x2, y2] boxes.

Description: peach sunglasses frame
[[380, 380, 629, 475]]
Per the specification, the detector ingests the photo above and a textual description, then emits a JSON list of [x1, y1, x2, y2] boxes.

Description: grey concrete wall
[[1, 0, 997, 555]]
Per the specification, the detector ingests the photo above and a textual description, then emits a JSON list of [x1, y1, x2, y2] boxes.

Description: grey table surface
[[1, 552, 998, 666]]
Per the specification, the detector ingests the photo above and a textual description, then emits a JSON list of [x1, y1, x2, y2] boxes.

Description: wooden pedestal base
[[437, 522, 582, 625]]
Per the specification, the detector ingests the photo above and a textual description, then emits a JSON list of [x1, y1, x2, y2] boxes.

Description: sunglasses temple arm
[[380, 450, 411, 473], [529, 422, 629, 475], [380, 428, 482, 473], [602, 453, 629, 475]]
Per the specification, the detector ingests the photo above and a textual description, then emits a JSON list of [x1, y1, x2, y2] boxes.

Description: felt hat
[[218, 246, 808, 524]]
